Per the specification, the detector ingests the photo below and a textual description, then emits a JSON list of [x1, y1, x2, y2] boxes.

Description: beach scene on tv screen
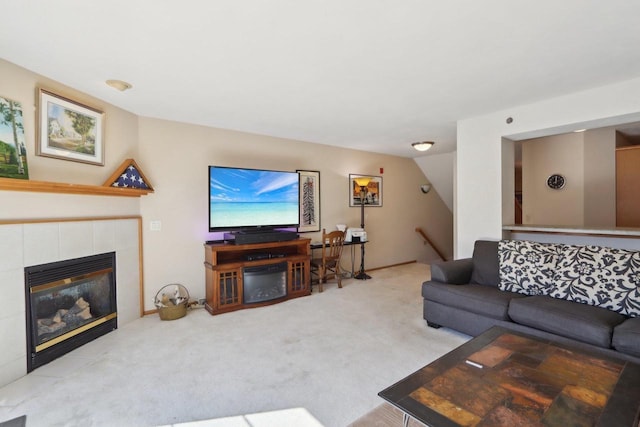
[[210, 168, 299, 228]]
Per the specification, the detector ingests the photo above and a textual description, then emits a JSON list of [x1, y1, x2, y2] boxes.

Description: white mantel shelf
[[0, 177, 153, 197], [503, 224, 640, 238]]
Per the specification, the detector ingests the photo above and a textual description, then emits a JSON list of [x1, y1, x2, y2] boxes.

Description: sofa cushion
[[612, 317, 640, 357], [498, 240, 562, 295], [550, 244, 640, 317], [423, 282, 523, 320], [430, 258, 473, 284], [508, 296, 627, 348], [470, 240, 499, 286]]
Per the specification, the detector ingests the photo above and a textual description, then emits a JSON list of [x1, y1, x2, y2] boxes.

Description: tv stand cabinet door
[[205, 266, 243, 313], [288, 259, 310, 296]]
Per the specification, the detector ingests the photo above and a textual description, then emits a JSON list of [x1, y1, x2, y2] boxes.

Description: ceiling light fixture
[[411, 141, 434, 152], [106, 79, 133, 91]]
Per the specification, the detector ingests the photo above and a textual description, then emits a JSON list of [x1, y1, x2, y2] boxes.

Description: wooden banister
[[515, 197, 523, 225], [415, 227, 446, 261]]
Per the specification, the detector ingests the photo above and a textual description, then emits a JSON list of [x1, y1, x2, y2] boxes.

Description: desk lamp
[[354, 176, 372, 280]]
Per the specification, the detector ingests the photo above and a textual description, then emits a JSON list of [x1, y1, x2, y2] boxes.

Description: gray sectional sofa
[[422, 240, 640, 363]]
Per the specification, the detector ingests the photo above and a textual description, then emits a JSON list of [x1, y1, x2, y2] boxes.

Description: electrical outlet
[[150, 220, 162, 231]]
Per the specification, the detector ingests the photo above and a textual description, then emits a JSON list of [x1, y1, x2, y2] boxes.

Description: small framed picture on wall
[[297, 170, 321, 232], [349, 174, 382, 207]]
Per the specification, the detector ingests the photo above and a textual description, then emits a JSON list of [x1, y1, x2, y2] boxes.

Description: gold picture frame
[[37, 88, 105, 166]]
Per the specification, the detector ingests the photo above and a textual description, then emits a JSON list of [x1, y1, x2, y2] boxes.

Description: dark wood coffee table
[[379, 326, 640, 426]]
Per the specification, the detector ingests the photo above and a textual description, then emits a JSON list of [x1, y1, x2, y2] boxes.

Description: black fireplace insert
[[243, 262, 287, 304], [25, 252, 117, 372]]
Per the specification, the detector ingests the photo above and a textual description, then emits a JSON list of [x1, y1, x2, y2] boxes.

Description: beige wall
[[138, 118, 453, 311], [0, 59, 140, 187], [518, 128, 616, 227], [583, 127, 616, 226], [0, 58, 453, 314], [0, 59, 141, 219], [521, 133, 584, 226]]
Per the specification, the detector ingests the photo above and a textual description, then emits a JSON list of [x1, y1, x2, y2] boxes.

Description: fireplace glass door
[[25, 252, 117, 372]]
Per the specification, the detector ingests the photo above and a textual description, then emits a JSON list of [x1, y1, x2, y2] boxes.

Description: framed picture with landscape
[[0, 95, 29, 179], [37, 88, 105, 166], [297, 170, 320, 232]]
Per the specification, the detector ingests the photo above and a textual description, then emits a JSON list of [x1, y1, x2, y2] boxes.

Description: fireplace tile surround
[[0, 217, 142, 387]]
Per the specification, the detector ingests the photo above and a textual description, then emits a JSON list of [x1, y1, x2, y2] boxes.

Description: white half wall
[[456, 76, 640, 258]]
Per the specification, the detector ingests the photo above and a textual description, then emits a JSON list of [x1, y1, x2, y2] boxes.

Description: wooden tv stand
[[203, 238, 311, 315]]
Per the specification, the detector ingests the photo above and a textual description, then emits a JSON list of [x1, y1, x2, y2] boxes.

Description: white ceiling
[[2, 1, 640, 158]]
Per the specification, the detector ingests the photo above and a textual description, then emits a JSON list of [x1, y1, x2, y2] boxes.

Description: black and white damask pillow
[[498, 240, 563, 296], [550, 245, 640, 317]]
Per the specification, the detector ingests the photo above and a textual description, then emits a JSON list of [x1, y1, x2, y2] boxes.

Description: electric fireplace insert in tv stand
[[203, 238, 311, 315]]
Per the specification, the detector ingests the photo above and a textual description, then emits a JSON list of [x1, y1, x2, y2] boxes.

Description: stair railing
[[415, 227, 446, 261]]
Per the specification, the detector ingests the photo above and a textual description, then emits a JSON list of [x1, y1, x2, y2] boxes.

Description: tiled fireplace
[[0, 217, 142, 387]]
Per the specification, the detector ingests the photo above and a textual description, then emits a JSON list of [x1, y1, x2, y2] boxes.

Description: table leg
[[350, 244, 356, 277]]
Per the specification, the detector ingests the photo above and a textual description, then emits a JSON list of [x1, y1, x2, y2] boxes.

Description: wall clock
[[547, 174, 566, 190]]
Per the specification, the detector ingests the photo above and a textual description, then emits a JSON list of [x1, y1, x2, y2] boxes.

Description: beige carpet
[[0, 263, 469, 427]]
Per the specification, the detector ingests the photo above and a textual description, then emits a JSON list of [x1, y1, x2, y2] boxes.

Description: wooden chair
[[310, 229, 346, 292]]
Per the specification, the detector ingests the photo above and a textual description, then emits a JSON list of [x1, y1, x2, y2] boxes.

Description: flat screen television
[[208, 166, 300, 232]]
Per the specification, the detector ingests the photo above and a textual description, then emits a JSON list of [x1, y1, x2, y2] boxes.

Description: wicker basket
[[154, 284, 189, 321]]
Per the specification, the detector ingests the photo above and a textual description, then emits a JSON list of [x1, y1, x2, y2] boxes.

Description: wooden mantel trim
[[0, 177, 153, 197]]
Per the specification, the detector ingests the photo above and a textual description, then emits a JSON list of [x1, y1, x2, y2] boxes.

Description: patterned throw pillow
[[498, 240, 564, 296], [550, 245, 640, 317]]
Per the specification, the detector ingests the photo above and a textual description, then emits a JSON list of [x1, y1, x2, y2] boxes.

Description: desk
[[310, 240, 368, 279]]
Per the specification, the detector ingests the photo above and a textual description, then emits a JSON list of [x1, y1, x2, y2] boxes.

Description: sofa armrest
[[430, 258, 473, 284]]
